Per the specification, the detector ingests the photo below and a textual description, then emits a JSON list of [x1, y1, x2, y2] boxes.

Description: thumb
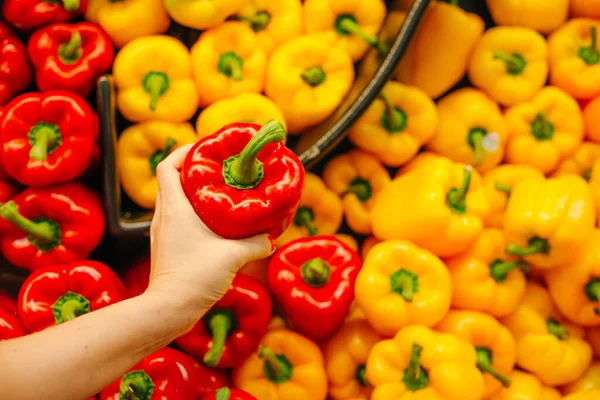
[[235, 234, 275, 264]]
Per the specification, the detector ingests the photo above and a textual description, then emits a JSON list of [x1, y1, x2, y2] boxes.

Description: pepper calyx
[[58, 31, 83, 65], [547, 318, 569, 340], [120, 370, 155, 400], [467, 128, 487, 166], [293, 207, 318, 236], [0, 201, 62, 252], [52, 291, 91, 325], [259, 346, 293, 384], [301, 66, 327, 87], [149, 138, 176, 175], [506, 237, 549, 257], [143, 71, 170, 111], [343, 177, 373, 202], [218, 51, 245, 81], [494, 51, 527, 75], [579, 26, 600, 65], [300, 258, 331, 288], [446, 166, 472, 214], [380, 94, 408, 133], [28, 122, 62, 161], [390, 269, 419, 302], [530, 113, 554, 141], [402, 343, 429, 391], [476, 347, 511, 387]]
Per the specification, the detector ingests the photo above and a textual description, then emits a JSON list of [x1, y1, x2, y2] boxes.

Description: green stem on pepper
[[579, 26, 600, 65], [300, 258, 331, 288], [402, 343, 429, 391], [446, 166, 472, 214], [301, 66, 327, 87], [143, 72, 170, 111], [476, 347, 511, 387], [0, 201, 61, 247], [294, 207, 318, 236], [259, 346, 293, 384], [506, 237, 549, 257], [203, 313, 233, 367], [379, 94, 407, 133], [58, 32, 83, 65], [494, 51, 527, 75]]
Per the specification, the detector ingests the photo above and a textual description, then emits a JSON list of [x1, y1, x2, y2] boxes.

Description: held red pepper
[[0, 91, 99, 186], [123, 254, 150, 298], [28, 22, 114, 98], [17, 260, 127, 332], [203, 387, 257, 400], [0, 182, 105, 271], [100, 347, 230, 400], [181, 121, 304, 239], [2, 0, 88, 31], [176, 274, 272, 368], [0, 292, 27, 341], [0, 180, 19, 204], [0, 22, 33, 106], [267, 236, 362, 341]]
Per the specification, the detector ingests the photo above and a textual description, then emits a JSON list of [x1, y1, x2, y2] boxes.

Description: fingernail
[[269, 235, 277, 253]]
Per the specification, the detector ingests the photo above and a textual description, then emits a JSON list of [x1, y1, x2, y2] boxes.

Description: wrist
[[140, 289, 207, 337]]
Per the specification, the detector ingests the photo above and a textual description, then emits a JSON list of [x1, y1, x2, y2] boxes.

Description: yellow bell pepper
[[334, 234, 359, 252], [323, 319, 382, 400], [118, 121, 197, 210], [366, 325, 485, 400], [348, 82, 438, 167], [571, 0, 600, 18], [322, 150, 391, 235], [113, 36, 199, 123], [195, 93, 286, 139], [395, 1, 485, 99], [548, 19, 600, 100], [372, 155, 490, 257], [360, 236, 381, 261], [485, 0, 569, 35], [163, 0, 244, 31], [487, 370, 562, 400], [85, 0, 170, 48], [504, 174, 596, 269], [268, 315, 288, 330], [554, 142, 600, 181], [564, 361, 600, 395], [234, 0, 303, 54], [482, 165, 545, 229], [265, 34, 354, 134], [586, 327, 600, 358], [232, 329, 328, 400], [191, 22, 267, 107], [446, 228, 527, 318], [240, 258, 269, 284], [359, 11, 406, 79], [276, 173, 343, 247], [468, 26, 549, 107], [355, 240, 451, 337], [304, 0, 386, 62], [505, 86, 585, 174], [345, 302, 366, 323], [565, 390, 600, 400], [426, 88, 508, 173], [500, 282, 593, 386]]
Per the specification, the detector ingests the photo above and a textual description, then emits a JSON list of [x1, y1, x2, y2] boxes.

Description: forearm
[[0, 292, 205, 400]]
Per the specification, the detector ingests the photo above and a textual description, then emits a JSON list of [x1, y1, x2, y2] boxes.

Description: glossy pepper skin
[[0, 294, 26, 341], [505, 87, 584, 174], [565, 390, 600, 400], [0, 91, 99, 186], [85, 0, 170, 48], [426, 88, 508, 173], [113, 35, 199, 123], [485, 0, 568, 35], [323, 319, 382, 400], [584, 97, 600, 143], [468, 26, 549, 107], [101, 347, 230, 400], [554, 142, 600, 181], [564, 361, 600, 394], [501, 282, 593, 386], [0, 180, 19, 204], [504, 175, 595, 269], [232, 329, 328, 400], [18, 260, 126, 332], [571, 0, 600, 18], [0, 23, 33, 106], [355, 240, 451, 337], [191, 22, 267, 107], [118, 121, 197, 209], [267, 236, 361, 341], [395, 1, 485, 99], [181, 121, 304, 240], [27, 22, 114, 98], [487, 370, 561, 400], [265, 34, 354, 134], [322, 151, 391, 235], [366, 325, 485, 400], [0, 183, 104, 271], [176, 274, 272, 368], [164, 0, 244, 31], [348, 81, 437, 167], [2, 0, 88, 31], [203, 388, 257, 400]]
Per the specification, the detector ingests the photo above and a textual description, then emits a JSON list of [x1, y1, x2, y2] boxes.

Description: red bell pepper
[[0, 91, 98, 186], [0, 22, 33, 106], [123, 254, 150, 298], [100, 347, 230, 400], [181, 121, 304, 239], [28, 22, 114, 98], [0, 291, 27, 340], [0, 179, 19, 204], [17, 260, 127, 332], [176, 274, 272, 368], [267, 236, 362, 341], [2, 0, 88, 31], [0, 290, 18, 314], [0, 107, 8, 180], [203, 388, 257, 400], [0, 182, 105, 271]]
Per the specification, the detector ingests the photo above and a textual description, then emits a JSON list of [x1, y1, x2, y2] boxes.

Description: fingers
[[156, 144, 194, 203], [235, 234, 276, 264]]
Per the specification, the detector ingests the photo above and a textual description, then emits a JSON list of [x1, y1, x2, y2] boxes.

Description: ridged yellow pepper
[[322, 150, 391, 235], [360, 236, 381, 261], [85, 0, 170, 48], [436, 310, 516, 398], [565, 390, 600, 400], [487, 370, 562, 400], [571, 0, 600, 18], [195, 93, 286, 139], [366, 325, 485, 400], [468, 26, 549, 107], [554, 142, 600, 181], [265, 34, 354, 134], [348, 81, 437, 167], [505, 87, 584, 174], [276, 173, 343, 247], [372, 154, 490, 257], [485, 0, 569, 35], [113, 35, 199, 123], [482, 165, 545, 229], [446, 229, 526, 318], [426, 88, 507, 173], [118, 121, 197, 210], [355, 240, 451, 337], [500, 282, 592, 386], [335, 234, 359, 252], [504, 175, 595, 269], [564, 361, 600, 395], [584, 98, 600, 143], [191, 22, 267, 107], [395, 1, 485, 99], [323, 319, 382, 400], [304, 0, 386, 62], [163, 0, 244, 30], [232, 329, 328, 400], [268, 314, 288, 330]]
